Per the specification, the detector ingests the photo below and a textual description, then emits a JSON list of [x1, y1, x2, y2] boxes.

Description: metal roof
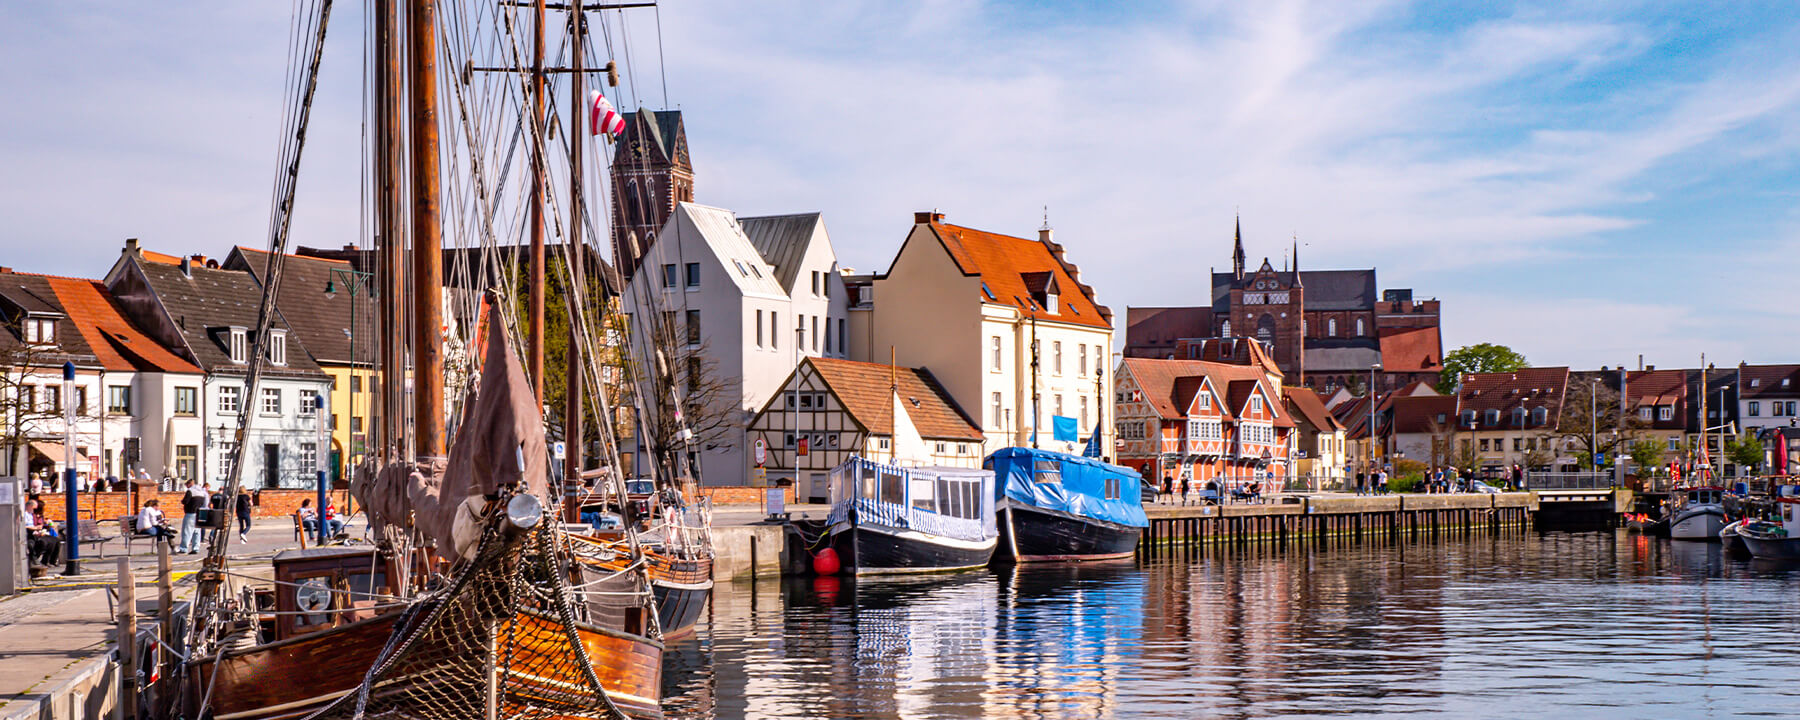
[[739, 212, 822, 295]]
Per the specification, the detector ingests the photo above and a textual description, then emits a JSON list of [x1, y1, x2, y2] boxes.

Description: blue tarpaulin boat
[[986, 448, 1148, 562]]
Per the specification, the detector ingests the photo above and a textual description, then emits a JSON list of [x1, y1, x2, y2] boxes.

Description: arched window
[[1328, 318, 1337, 336], [1355, 318, 1366, 336], [624, 179, 646, 227], [1531, 407, 1547, 426], [1256, 314, 1276, 345], [1221, 320, 1231, 337], [1512, 407, 1526, 426]]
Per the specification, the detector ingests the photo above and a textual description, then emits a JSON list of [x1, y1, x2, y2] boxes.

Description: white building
[[621, 204, 849, 486], [859, 212, 1116, 458], [1, 269, 206, 485], [105, 241, 333, 489]]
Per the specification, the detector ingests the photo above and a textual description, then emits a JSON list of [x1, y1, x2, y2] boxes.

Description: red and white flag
[[590, 91, 624, 138]]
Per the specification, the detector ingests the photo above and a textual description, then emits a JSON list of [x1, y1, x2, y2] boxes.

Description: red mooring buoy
[[812, 547, 841, 576]]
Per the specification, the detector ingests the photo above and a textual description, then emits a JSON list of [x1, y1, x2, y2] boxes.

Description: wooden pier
[[1140, 493, 1538, 555]]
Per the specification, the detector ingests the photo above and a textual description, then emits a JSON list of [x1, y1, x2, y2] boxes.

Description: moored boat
[[1740, 497, 1800, 560], [826, 457, 998, 574], [1669, 486, 1726, 541], [986, 447, 1147, 562]]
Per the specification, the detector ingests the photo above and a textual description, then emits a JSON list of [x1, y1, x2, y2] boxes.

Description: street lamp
[[1590, 377, 1598, 472], [1369, 363, 1381, 482], [61, 361, 80, 576]]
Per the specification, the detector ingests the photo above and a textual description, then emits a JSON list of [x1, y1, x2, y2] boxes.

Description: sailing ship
[[825, 456, 998, 574], [163, 0, 689, 716], [987, 447, 1147, 562]]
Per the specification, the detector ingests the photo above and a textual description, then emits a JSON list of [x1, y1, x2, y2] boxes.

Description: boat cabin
[[271, 547, 395, 641], [1681, 487, 1724, 508]]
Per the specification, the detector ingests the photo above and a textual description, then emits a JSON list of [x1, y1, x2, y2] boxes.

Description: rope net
[[308, 501, 646, 720]]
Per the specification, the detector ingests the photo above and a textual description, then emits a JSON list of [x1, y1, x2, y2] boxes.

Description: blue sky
[[3, 1, 1798, 370]]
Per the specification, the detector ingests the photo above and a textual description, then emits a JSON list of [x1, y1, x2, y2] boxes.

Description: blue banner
[[1052, 415, 1078, 442], [1082, 426, 1103, 457]]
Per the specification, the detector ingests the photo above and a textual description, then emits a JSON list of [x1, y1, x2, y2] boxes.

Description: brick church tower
[[610, 110, 694, 282]]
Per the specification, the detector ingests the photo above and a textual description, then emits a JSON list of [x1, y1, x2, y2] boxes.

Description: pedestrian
[[27, 474, 43, 495], [178, 479, 206, 554], [1178, 474, 1191, 506], [235, 488, 253, 543], [1377, 468, 1389, 495], [1355, 469, 1366, 496], [206, 485, 227, 543], [1161, 474, 1174, 504]]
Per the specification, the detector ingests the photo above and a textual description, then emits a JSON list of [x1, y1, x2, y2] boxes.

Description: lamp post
[[1590, 377, 1598, 473], [325, 265, 373, 520], [1716, 384, 1730, 479], [61, 362, 80, 576], [1368, 363, 1381, 481]]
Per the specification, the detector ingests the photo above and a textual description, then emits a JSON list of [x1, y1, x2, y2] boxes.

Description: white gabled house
[[622, 203, 848, 486]]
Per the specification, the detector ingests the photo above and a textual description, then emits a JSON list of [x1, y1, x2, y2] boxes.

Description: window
[[220, 385, 241, 414], [771, 312, 779, 349], [268, 330, 287, 365], [796, 317, 805, 350], [1484, 409, 1500, 425], [1221, 320, 1231, 337], [1750, 401, 1761, 416], [1328, 318, 1337, 336], [685, 310, 701, 346], [1032, 459, 1062, 484], [1480, 439, 1491, 452], [1080, 396, 1089, 430], [300, 442, 318, 472], [991, 336, 1002, 371], [662, 264, 677, 288], [837, 319, 845, 357], [936, 442, 947, 454], [1197, 392, 1211, 410], [733, 260, 748, 277], [684, 262, 700, 288], [824, 316, 833, 354], [1638, 407, 1652, 421], [300, 390, 320, 416], [1355, 318, 1366, 336], [812, 271, 822, 296], [351, 416, 363, 433], [1078, 344, 1088, 376], [686, 357, 700, 393], [1659, 406, 1673, 421], [1531, 407, 1547, 426], [992, 392, 1004, 428], [1667, 437, 1680, 451], [1250, 395, 1263, 415], [107, 385, 131, 414], [175, 386, 198, 416], [1513, 438, 1522, 452], [812, 315, 820, 353], [74, 386, 88, 415], [1776, 403, 1786, 417], [1053, 341, 1063, 375], [43, 385, 60, 413], [1055, 394, 1064, 418], [350, 375, 361, 393], [262, 388, 282, 415], [24, 317, 55, 345], [755, 310, 763, 348], [175, 445, 198, 482], [227, 327, 247, 363]]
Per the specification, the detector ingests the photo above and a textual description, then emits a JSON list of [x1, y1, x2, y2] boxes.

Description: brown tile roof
[[1378, 326, 1442, 372], [1739, 364, 1800, 398], [1121, 356, 1284, 424], [1227, 379, 1294, 427], [925, 220, 1112, 329], [806, 357, 982, 440], [1284, 386, 1345, 432], [46, 277, 199, 374], [1456, 367, 1568, 431], [228, 247, 365, 365], [1390, 395, 1457, 434], [1124, 306, 1212, 357], [130, 255, 326, 377]]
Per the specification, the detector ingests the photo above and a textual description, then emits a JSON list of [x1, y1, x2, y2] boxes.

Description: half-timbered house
[[747, 357, 983, 502], [1114, 354, 1297, 494]]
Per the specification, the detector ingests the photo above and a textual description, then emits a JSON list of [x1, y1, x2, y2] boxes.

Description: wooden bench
[[119, 516, 170, 555], [75, 518, 117, 559]]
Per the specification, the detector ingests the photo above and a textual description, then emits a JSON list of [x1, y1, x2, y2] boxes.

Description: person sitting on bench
[[22, 499, 61, 567], [298, 499, 345, 537], [136, 499, 176, 547]]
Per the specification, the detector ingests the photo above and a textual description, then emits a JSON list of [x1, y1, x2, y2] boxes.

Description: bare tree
[[0, 340, 61, 479], [1556, 380, 1644, 469], [629, 308, 739, 484]]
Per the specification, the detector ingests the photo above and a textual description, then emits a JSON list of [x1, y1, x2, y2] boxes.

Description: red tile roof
[[925, 220, 1112, 329], [1456, 367, 1568, 431], [806, 357, 983, 440], [45, 276, 200, 374], [1125, 306, 1212, 356], [1739, 364, 1800, 398], [1284, 386, 1345, 432], [1390, 395, 1457, 434], [1378, 326, 1442, 372], [1121, 356, 1286, 425]]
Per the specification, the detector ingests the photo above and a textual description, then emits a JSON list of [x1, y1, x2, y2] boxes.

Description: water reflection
[[664, 532, 1800, 719]]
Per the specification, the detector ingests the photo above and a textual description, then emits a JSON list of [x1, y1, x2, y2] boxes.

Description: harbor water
[[662, 531, 1800, 718]]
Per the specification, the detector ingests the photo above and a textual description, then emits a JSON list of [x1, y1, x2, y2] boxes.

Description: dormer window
[[1532, 407, 1547, 425], [268, 330, 287, 366], [1461, 410, 1477, 427], [1484, 409, 1500, 425], [23, 317, 57, 346], [226, 326, 247, 364]]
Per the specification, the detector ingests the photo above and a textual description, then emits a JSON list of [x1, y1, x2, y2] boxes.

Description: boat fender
[[812, 548, 841, 576]]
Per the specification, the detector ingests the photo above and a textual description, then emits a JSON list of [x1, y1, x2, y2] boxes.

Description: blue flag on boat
[[1052, 415, 1078, 442], [1082, 425, 1103, 457]]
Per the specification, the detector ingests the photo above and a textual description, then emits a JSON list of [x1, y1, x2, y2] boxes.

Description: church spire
[[1292, 234, 1302, 287], [1232, 214, 1246, 281]]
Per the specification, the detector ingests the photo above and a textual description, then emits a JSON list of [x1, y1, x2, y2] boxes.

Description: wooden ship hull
[[647, 553, 713, 641]]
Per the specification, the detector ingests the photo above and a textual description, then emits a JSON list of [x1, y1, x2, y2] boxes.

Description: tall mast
[[377, 0, 405, 459], [410, 0, 445, 459], [528, 0, 547, 403], [564, 8, 586, 518]]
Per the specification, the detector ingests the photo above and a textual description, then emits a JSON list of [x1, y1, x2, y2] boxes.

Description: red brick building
[[1114, 343, 1297, 493], [1124, 218, 1443, 395]]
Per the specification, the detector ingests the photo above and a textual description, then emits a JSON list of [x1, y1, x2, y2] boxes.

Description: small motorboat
[[1720, 518, 1754, 560], [1669, 486, 1726, 541], [1741, 497, 1800, 560]]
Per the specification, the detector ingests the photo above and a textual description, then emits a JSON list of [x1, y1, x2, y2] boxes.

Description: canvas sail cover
[[354, 300, 548, 556], [988, 447, 1149, 528]]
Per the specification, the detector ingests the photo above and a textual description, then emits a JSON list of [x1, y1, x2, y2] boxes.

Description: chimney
[[179, 255, 193, 277], [1039, 226, 1052, 244], [124, 237, 140, 256], [913, 211, 933, 224]]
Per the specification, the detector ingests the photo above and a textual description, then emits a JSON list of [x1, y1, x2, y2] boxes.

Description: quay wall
[[34, 489, 358, 524], [0, 651, 117, 720], [1142, 493, 1545, 553], [712, 524, 787, 581]]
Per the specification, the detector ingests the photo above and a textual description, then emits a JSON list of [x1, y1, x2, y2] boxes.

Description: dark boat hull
[[996, 504, 1141, 562], [650, 555, 713, 641], [831, 522, 996, 575], [1742, 533, 1800, 560], [1721, 523, 1754, 560]]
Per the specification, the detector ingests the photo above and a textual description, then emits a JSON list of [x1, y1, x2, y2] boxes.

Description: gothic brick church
[[1124, 219, 1444, 394], [609, 110, 693, 282]]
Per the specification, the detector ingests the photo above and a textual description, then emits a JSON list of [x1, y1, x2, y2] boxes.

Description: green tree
[[1437, 343, 1528, 393], [1726, 434, 1764, 472], [1555, 380, 1643, 470], [1627, 438, 1665, 474]]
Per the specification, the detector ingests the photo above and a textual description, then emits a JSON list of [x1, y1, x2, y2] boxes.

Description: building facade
[[610, 110, 694, 283], [621, 204, 848, 486], [1452, 367, 1568, 477], [862, 212, 1115, 458], [105, 241, 333, 489], [1114, 351, 1297, 492], [1123, 218, 1443, 394]]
